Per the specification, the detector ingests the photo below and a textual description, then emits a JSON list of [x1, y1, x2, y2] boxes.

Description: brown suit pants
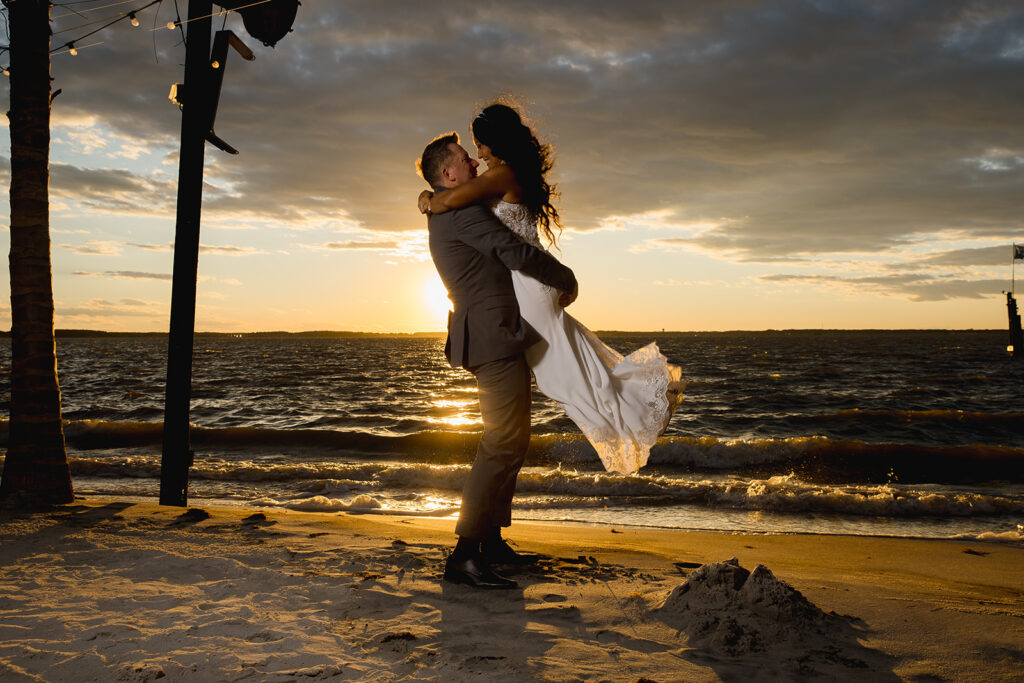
[[455, 353, 532, 540]]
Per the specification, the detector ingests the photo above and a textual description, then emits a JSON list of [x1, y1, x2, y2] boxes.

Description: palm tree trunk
[[1, 0, 73, 503]]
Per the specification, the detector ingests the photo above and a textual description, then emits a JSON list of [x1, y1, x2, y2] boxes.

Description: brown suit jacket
[[428, 203, 577, 369]]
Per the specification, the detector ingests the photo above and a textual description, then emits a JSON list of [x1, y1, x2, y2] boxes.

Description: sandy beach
[[0, 499, 1021, 682]]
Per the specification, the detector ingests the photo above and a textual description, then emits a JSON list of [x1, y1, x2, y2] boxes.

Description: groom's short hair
[[417, 132, 460, 186]]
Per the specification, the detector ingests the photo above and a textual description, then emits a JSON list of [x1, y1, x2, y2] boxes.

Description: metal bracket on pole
[[205, 30, 254, 155]]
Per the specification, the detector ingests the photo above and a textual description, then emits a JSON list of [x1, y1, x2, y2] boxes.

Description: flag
[[1016, 244, 1024, 260]]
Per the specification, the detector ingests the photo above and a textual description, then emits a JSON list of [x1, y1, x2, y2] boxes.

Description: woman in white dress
[[419, 103, 683, 474]]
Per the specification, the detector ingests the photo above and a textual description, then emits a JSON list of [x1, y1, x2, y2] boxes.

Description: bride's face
[[475, 141, 503, 170]]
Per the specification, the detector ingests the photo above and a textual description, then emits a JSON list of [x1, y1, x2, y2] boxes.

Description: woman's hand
[[418, 190, 434, 215]]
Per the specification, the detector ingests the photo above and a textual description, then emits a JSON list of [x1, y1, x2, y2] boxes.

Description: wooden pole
[[1008, 293, 1023, 360], [160, 0, 213, 506]]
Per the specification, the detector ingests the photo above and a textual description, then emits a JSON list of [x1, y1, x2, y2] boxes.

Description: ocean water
[[1, 330, 1022, 542]]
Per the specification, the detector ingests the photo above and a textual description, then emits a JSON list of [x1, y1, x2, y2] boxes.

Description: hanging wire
[[51, 0, 161, 56], [56, 4, 91, 21], [171, 0, 185, 46], [1, 4, 11, 44], [151, 0, 173, 62], [53, 11, 129, 35], [53, 0, 143, 19], [155, 0, 273, 32], [1, 4, 10, 73], [0, 0, 165, 73], [52, 0, 160, 38], [52, 39, 104, 57], [52, 0, 130, 6]]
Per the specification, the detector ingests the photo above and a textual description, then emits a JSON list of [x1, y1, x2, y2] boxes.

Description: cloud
[[11, 0, 1023, 336], [913, 245, 1018, 267], [119, 241, 262, 255], [654, 279, 729, 287], [125, 242, 172, 251], [73, 270, 173, 280], [57, 297, 163, 318], [199, 244, 264, 255], [36, 1, 1020, 253], [50, 163, 176, 216], [757, 272, 1007, 302], [58, 240, 123, 255], [306, 233, 430, 261], [322, 240, 401, 251]]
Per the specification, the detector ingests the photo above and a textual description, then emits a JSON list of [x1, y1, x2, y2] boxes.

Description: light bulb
[[129, 12, 139, 27], [69, 44, 78, 56], [2, 68, 9, 77], [167, 21, 176, 30], [211, 60, 220, 69]]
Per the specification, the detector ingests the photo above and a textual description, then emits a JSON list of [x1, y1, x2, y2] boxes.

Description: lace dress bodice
[[491, 200, 541, 248]]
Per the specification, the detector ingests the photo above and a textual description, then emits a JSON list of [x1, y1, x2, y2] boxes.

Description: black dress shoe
[[480, 538, 541, 566], [443, 554, 517, 589]]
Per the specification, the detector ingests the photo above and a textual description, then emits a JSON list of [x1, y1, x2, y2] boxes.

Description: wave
[[814, 408, 1024, 423], [950, 529, 1024, 544], [2, 418, 1023, 484], [61, 452, 1024, 520], [795, 408, 1024, 433], [513, 471, 1024, 518]]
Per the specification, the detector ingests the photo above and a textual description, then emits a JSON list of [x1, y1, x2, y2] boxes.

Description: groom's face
[[443, 143, 479, 187]]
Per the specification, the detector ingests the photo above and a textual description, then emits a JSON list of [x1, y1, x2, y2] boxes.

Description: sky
[[1, 0, 1023, 333]]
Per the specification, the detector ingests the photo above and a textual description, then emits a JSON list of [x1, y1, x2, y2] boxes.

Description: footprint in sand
[[172, 508, 210, 525], [241, 513, 277, 527]]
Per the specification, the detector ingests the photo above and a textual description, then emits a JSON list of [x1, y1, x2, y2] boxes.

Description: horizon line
[[0, 327, 1006, 337]]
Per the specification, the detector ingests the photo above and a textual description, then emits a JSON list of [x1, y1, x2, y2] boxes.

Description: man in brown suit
[[417, 132, 577, 589]]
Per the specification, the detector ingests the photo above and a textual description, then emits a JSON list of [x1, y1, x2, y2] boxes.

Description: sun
[[423, 273, 453, 326]]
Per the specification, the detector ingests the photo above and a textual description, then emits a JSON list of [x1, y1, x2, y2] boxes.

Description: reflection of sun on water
[[429, 395, 479, 428], [428, 415, 478, 427], [423, 273, 452, 326], [433, 399, 473, 408]]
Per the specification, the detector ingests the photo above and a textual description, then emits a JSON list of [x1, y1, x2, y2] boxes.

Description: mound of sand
[[654, 558, 847, 657]]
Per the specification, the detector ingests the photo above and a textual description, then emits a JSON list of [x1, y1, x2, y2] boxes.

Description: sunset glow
[[422, 273, 452, 330], [2, 3, 1021, 332]]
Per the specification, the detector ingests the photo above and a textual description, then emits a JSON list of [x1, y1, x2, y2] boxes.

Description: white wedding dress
[[492, 200, 683, 474]]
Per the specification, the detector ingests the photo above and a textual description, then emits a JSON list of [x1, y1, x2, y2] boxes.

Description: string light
[[2, 67, 10, 77], [51, 0, 157, 37], [52, 40, 104, 57], [152, 0, 275, 32], [49, 0, 160, 57]]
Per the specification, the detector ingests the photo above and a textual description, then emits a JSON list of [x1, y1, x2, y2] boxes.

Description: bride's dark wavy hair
[[471, 103, 561, 248]]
